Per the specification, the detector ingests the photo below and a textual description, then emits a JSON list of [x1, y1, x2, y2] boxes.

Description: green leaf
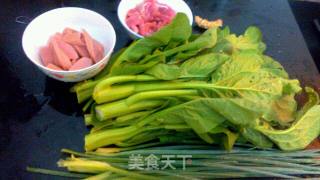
[[261, 55, 288, 79], [203, 98, 264, 126], [281, 79, 301, 95], [193, 27, 218, 48], [146, 63, 180, 80], [110, 54, 164, 75], [256, 105, 320, 151], [209, 53, 300, 123], [167, 50, 199, 64], [241, 127, 273, 149], [188, 33, 200, 41], [212, 71, 284, 101], [145, 53, 229, 80], [207, 39, 233, 54], [180, 53, 230, 78], [226, 26, 266, 54], [163, 27, 218, 58], [210, 52, 288, 101], [142, 98, 227, 136], [263, 94, 298, 125], [217, 26, 231, 41], [244, 26, 262, 43], [166, 12, 192, 45], [212, 52, 264, 83], [210, 126, 239, 151]]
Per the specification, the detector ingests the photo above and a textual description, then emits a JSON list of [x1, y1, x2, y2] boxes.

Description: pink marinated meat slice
[[51, 38, 72, 70], [48, 40, 62, 67], [144, 0, 159, 21], [39, 46, 54, 66], [92, 40, 105, 63], [71, 58, 78, 65], [48, 40, 58, 65], [140, 22, 157, 36], [47, 63, 63, 71], [63, 27, 77, 35], [62, 28, 84, 46], [82, 29, 96, 61], [53, 32, 63, 40], [139, 23, 148, 36], [56, 37, 79, 60], [74, 45, 90, 58], [69, 57, 93, 71], [126, 15, 143, 33], [127, 9, 140, 17]]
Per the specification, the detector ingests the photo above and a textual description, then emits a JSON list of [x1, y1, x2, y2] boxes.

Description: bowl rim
[[22, 7, 117, 74], [117, 0, 193, 39]]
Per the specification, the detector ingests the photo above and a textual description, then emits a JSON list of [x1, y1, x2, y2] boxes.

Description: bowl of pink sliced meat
[[40, 28, 105, 71], [22, 7, 116, 82], [118, 0, 193, 39]]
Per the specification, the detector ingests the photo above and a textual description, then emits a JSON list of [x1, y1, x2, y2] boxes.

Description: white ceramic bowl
[[22, 7, 116, 82], [118, 0, 193, 39]]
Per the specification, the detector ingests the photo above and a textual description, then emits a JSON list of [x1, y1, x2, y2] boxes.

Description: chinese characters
[[128, 154, 192, 171]]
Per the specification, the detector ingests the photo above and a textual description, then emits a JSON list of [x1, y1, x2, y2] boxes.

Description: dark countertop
[[0, 0, 319, 179], [289, 1, 320, 71]]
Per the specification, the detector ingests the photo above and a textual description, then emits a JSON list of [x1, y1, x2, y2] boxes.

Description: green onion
[[28, 146, 320, 179]]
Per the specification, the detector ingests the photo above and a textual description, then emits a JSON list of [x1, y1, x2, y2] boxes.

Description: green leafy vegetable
[[70, 13, 319, 153], [29, 12, 320, 180]]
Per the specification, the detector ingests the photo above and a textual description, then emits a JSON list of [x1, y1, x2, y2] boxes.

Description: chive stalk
[[58, 158, 159, 180]]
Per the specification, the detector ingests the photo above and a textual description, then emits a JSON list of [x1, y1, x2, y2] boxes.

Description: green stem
[[126, 90, 198, 105], [85, 125, 163, 151], [94, 79, 278, 105], [77, 81, 99, 92], [115, 130, 170, 147], [95, 100, 164, 120], [77, 88, 94, 104], [84, 114, 93, 126], [164, 124, 191, 130], [94, 142, 166, 154], [90, 120, 114, 133], [115, 111, 152, 123], [93, 75, 157, 103], [85, 126, 139, 151], [83, 98, 94, 112]]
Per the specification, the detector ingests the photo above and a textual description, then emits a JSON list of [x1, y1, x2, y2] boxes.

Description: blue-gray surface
[[0, 0, 319, 179]]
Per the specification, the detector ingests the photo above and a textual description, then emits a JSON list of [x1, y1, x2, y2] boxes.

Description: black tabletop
[[0, 0, 319, 179]]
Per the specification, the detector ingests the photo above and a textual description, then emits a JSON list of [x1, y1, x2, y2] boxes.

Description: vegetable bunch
[[72, 13, 320, 152]]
